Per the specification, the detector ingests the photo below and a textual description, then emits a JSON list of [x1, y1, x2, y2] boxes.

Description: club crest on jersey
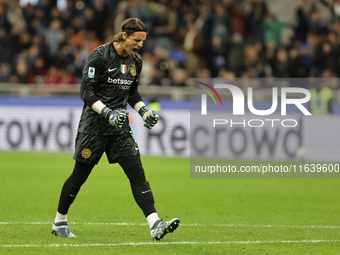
[[88, 67, 95, 78], [130, 64, 136, 76], [120, 64, 127, 74]]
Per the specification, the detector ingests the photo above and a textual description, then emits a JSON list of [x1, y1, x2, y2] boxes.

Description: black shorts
[[73, 131, 140, 165]]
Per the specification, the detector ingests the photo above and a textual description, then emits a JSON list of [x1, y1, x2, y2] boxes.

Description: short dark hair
[[113, 18, 148, 42]]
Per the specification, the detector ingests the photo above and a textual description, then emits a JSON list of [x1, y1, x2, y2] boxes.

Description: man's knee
[[118, 156, 146, 184], [74, 161, 94, 175], [68, 161, 94, 187]]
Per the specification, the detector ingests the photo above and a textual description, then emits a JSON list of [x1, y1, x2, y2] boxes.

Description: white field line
[[0, 240, 339, 248], [0, 222, 340, 229]]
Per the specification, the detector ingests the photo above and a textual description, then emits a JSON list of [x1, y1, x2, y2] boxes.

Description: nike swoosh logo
[[135, 147, 139, 150], [70, 194, 77, 197], [108, 67, 117, 72], [142, 190, 151, 194]]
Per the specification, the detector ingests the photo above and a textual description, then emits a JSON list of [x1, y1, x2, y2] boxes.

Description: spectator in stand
[[6, 1, 25, 28], [29, 57, 47, 84], [26, 45, 40, 69], [70, 50, 85, 80], [309, 10, 329, 35], [292, 0, 310, 43], [8, 20, 30, 58], [227, 33, 245, 75], [13, 57, 30, 84], [262, 13, 286, 48], [31, 34, 49, 64], [195, 2, 215, 73], [0, 63, 12, 83], [44, 19, 65, 59], [139, 52, 158, 86], [212, 2, 233, 45], [224, 0, 247, 36], [22, 4, 36, 36], [287, 48, 309, 77], [152, 2, 177, 51], [172, 68, 190, 87], [44, 66, 62, 85], [60, 67, 77, 85], [92, 0, 109, 41], [244, 0, 268, 42], [274, 49, 290, 77], [83, 7, 96, 30], [183, 12, 204, 77]]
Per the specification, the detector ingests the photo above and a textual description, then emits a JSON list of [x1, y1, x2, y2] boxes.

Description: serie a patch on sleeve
[[88, 67, 95, 78]]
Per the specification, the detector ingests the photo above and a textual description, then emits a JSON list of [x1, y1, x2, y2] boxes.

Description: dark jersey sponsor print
[[77, 42, 143, 136]]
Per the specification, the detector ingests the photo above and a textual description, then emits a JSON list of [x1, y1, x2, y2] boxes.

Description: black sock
[[130, 181, 156, 217], [118, 156, 156, 217], [57, 161, 94, 214]]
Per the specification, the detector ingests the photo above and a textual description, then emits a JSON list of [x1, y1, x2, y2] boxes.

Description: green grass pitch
[[0, 152, 339, 254]]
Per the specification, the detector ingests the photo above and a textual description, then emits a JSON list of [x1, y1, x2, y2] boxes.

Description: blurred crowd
[[1, 0, 340, 88]]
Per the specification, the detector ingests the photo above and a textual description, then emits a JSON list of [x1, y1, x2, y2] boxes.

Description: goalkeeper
[[51, 18, 179, 241]]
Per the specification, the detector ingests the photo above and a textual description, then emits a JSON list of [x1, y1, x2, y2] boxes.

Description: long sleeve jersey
[[77, 42, 143, 136]]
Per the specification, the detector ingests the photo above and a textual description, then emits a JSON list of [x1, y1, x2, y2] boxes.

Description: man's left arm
[[128, 78, 159, 129]]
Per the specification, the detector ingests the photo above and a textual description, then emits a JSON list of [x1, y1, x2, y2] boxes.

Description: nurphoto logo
[[196, 82, 312, 128]]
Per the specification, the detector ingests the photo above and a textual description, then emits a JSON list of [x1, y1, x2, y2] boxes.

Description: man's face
[[123, 32, 147, 56]]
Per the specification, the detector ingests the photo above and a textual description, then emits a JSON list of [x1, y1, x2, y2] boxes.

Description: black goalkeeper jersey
[[77, 42, 143, 136]]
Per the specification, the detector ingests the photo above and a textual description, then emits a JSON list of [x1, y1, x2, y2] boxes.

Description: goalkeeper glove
[[100, 107, 129, 128], [138, 106, 159, 129]]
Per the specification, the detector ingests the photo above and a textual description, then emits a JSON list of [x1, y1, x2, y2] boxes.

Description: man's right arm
[[80, 50, 102, 107], [80, 49, 129, 128]]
